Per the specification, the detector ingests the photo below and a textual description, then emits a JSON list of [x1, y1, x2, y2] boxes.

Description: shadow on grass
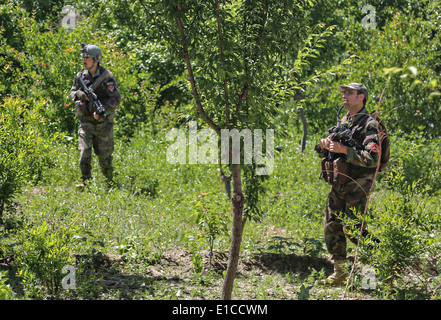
[[241, 252, 334, 281]]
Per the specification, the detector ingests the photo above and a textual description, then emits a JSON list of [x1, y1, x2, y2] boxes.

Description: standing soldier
[[315, 83, 383, 286], [70, 43, 121, 189]]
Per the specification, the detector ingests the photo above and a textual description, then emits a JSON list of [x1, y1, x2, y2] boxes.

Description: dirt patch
[[242, 252, 333, 278], [67, 247, 337, 299], [147, 248, 333, 281], [1, 247, 369, 299]]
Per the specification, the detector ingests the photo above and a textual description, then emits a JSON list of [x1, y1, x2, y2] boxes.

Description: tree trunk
[[221, 163, 246, 299], [174, 1, 246, 299], [299, 107, 307, 153], [219, 162, 232, 200]]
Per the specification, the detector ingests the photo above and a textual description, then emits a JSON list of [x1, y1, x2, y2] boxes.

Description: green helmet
[[81, 43, 102, 60]]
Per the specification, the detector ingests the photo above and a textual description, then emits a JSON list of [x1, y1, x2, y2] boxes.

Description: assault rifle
[[78, 76, 106, 119], [326, 105, 354, 160], [315, 105, 355, 161]]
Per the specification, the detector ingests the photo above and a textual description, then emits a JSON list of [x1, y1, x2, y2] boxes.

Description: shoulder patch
[[366, 141, 380, 154], [106, 82, 115, 92]]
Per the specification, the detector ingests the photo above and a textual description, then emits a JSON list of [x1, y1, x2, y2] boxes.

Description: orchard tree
[[139, 0, 340, 299]]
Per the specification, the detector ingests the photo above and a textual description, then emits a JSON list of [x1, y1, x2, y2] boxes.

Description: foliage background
[[0, 0, 440, 300]]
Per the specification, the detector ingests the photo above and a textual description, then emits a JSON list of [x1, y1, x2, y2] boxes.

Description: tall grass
[[1, 125, 440, 299]]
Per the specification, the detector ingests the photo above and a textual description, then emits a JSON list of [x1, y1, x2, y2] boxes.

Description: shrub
[[388, 135, 441, 196], [0, 271, 14, 300], [0, 97, 51, 216], [12, 222, 78, 298], [357, 172, 441, 298]]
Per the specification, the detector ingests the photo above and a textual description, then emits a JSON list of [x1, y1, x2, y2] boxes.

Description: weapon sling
[[79, 69, 112, 117]]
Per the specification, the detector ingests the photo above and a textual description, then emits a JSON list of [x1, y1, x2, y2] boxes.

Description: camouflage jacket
[[70, 65, 121, 122], [317, 106, 381, 170], [340, 106, 380, 169]]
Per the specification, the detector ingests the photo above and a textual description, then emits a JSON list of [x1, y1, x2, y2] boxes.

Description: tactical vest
[[78, 67, 113, 119], [320, 111, 390, 185]]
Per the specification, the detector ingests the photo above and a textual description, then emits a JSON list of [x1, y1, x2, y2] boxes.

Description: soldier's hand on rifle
[[319, 137, 348, 155], [319, 137, 331, 151], [329, 141, 348, 155], [76, 90, 89, 102], [93, 112, 100, 120]]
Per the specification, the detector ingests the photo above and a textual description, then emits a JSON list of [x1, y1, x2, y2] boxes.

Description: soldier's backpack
[[359, 111, 390, 172]]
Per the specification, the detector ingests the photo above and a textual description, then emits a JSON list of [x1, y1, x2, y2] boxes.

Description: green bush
[[0, 97, 51, 215], [385, 134, 441, 195], [356, 170, 441, 298], [0, 271, 14, 300], [12, 222, 78, 298]]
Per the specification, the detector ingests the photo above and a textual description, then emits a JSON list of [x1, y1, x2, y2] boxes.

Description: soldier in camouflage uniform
[[316, 83, 380, 285], [70, 43, 121, 189]]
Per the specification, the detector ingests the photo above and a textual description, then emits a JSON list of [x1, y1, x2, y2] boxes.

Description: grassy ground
[[1, 126, 440, 300]]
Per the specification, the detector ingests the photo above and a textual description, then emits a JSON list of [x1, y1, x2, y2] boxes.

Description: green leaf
[[407, 66, 417, 76], [429, 91, 441, 100], [382, 67, 403, 75]]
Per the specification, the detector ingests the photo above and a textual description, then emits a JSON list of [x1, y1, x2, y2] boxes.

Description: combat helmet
[[81, 43, 102, 61]]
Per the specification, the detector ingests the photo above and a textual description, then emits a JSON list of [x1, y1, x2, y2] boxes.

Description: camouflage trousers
[[78, 120, 114, 182], [324, 173, 375, 260]]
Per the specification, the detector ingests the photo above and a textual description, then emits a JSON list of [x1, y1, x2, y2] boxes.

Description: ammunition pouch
[[321, 157, 350, 185], [333, 158, 350, 185], [321, 158, 331, 183], [75, 100, 87, 117]]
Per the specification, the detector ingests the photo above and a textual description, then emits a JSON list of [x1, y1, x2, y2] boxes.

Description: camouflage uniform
[[319, 106, 380, 260], [70, 65, 121, 183]]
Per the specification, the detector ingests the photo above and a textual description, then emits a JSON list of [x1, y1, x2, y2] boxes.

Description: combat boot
[[75, 176, 89, 190], [317, 259, 347, 286], [75, 181, 86, 190]]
